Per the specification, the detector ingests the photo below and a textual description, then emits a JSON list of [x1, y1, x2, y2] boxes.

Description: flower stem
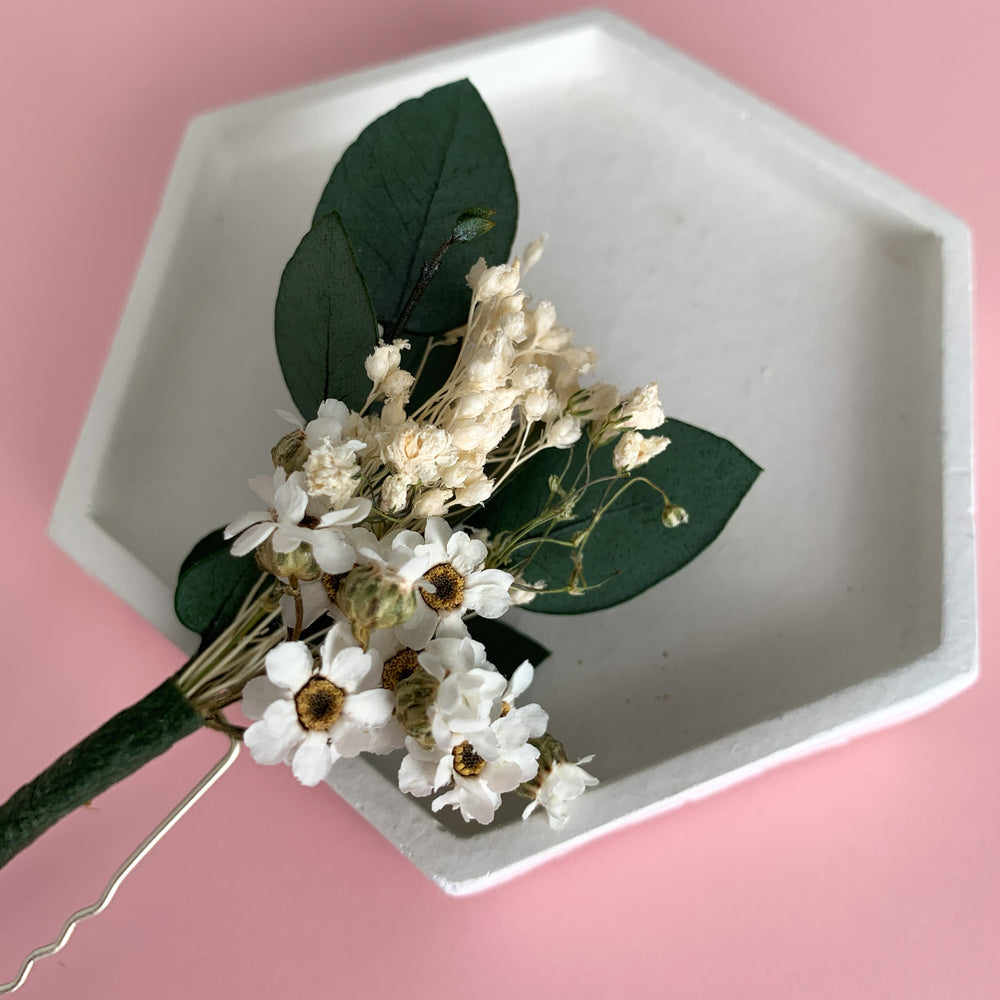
[[0, 677, 204, 871]]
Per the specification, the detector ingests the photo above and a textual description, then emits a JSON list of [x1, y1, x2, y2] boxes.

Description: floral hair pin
[[0, 79, 759, 990]]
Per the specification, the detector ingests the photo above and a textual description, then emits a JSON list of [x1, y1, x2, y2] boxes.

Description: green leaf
[[402, 337, 462, 411], [175, 527, 262, 643], [313, 79, 517, 335], [475, 420, 762, 615], [275, 211, 378, 419], [465, 616, 551, 679]]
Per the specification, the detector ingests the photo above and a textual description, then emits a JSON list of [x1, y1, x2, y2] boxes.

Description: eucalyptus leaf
[[313, 79, 517, 334], [465, 616, 551, 679], [175, 527, 262, 644], [275, 211, 378, 419], [474, 420, 762, 615]]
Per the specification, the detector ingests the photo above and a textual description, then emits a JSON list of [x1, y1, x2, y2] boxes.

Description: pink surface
[[1, 1, 997, 997]]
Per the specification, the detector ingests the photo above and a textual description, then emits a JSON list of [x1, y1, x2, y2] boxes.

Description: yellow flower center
[[294, 677, 345, 731], [382, 648, 420, 692], [452, 740, 486, 777], [421, 563, 465, 613]]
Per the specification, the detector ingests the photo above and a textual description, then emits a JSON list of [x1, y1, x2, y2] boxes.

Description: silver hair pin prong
[[0, 735, 240, 995]]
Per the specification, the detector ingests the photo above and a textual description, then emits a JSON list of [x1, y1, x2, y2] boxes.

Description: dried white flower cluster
[[235, 514, 594, 827], [222, 244, 679, 827]]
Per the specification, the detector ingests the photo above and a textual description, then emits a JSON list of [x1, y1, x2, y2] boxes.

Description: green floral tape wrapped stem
[[0, 679, 204, 871]]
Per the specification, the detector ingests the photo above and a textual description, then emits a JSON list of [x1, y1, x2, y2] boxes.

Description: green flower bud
[[254, 536, 322, 582], [271, 429, 309, 474], [661, 503, 689, 528], [335, 563, 418, 645], [517, 732, 568, 800], [394, 666, 439, 751]]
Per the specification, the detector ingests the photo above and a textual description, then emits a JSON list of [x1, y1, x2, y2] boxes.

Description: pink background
[[1, 1, 997, 997]]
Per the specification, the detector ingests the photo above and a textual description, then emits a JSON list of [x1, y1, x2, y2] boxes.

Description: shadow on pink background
[[0, 1, 997, 997]]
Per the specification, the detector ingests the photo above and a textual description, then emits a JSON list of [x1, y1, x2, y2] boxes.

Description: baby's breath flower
[[521, 234, 547, 272], [381, 368, 415, 401], [411, 487, 453, 518], [379, 474, 408, 513], [304, 438, 364, 506], [546, 415, 582, 449], [453, 474, 494, 507], [364, 338, 409, 390], [612, 430, 671, 473], [468, 257, 520, 301], [620, 382, 666, 431], [379, 421, 457, 487]]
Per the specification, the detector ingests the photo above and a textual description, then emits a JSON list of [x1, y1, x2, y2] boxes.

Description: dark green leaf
[[313, 79, 517, 335], [402, 337, 462, 411], [175, 527, 262, 643], [465, 616, 551, 679], [474, 420, 762, 615], [275, 211, 378, 419]]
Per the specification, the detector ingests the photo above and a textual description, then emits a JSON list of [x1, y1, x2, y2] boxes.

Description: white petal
[[464, 571, 514, 618], [244, 704, 300, 766], [515, 703, 549, 739], [269, 524, 307, 555], [274, 475, 308, 523], [224, 510, 271, 539], [504, 660, 534, 702], [454, 777, 502, 824], [365, 716, 406, 755], [398, 603, 438, 651], [229, 521, 275, 557], [240, 675, 282, 722], [341, 688, 394, 727], [448, 533, 487, 575], [318, 497, 372, 526], [433, 751, 456, 790], [265, 641, 313, 692], [399, 749, 441, 797], [433, 614, 470, 641], [276, 408, 304, 428], [328, 718, 373, 758], [324, 646, 375, 692], [309, 530, 358, 574], [291, 731, 335, 786], [422, 517, 451, 551], [482, 758, 525, 794], [249, 472, 279, 504]]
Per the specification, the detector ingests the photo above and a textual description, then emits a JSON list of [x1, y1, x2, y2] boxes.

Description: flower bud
[[271, 429, 309, 474], [662, 503, 689, 528], [336, 563, 418, 645], [518, 732, 568, 799], [394, 666, 440, 750], [254, 536, 322, 582]]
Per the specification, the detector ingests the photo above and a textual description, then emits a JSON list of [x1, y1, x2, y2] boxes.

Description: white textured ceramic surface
[[50, 11, 976, 893]]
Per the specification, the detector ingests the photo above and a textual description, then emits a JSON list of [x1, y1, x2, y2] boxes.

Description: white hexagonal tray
[[51, 11, 976, 893]]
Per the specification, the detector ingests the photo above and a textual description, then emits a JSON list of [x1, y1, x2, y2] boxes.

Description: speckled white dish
[[50, 11, 976, 893]]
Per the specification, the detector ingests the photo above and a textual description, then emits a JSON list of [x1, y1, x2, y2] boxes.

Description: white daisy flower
[[396, 517, 515, 648], [397, 710, 541, 825], [522, 756, 599, 830], [496, 661, 549, 745], [418, 631, 507, 748], [223, 468, 370, 574], [242, 623, 395, 786]]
